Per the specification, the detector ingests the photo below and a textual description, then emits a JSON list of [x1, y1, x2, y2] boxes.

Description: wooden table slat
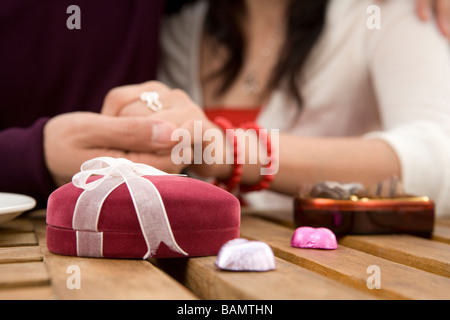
[[240, 215, 450, 300], [0, 231, 38, 248], [437, 220, 450, 227], [1, 210, 449, 300], [0, 262, 50, 289], [0, 286, 54, 300], [152, 256, 375, 300], [0, 246, 43, 264], [339, 234, 450, 277], [0, 218, 36, 233], [33, 220, 197, 300], [245, 210, 450, 278], [432, 223, 450, 244]]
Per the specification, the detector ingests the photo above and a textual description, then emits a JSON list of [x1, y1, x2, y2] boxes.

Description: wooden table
[[0, 208, 449, 300]]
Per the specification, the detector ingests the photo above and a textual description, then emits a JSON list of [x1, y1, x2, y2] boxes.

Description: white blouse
[[158, 0, 450, 217]]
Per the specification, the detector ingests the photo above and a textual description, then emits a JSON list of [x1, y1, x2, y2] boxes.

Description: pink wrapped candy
[[291, 227, 338, 250]]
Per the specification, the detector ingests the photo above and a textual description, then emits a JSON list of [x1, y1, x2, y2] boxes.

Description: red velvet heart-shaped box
[[46, 175, 241, 259]]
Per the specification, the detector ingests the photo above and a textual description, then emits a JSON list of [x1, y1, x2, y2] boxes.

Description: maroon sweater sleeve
[[0, 119, 56, 207], [0, 0, 164, 207]]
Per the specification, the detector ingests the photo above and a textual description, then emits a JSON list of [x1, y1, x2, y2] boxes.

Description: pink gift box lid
[[46, 175, 241, 259]]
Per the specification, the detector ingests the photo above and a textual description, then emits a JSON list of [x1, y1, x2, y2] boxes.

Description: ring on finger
[[140, 91, 163, 112]]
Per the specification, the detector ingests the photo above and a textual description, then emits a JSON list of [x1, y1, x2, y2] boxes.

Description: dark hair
[[205, 0, 328, 106], [165, 0, 329, 106], [165, 0, 199, 14]]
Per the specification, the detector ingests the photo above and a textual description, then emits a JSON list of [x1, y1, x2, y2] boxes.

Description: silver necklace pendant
[[243, 72, 260, 95]]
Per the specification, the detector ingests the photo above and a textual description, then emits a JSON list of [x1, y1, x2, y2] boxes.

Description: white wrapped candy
[[215, 239, 276, 272]]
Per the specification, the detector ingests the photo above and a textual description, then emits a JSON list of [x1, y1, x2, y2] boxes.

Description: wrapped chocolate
[[302, 177, 404, 201], [308, 181, 364, 200], [291, 227, 338, 250], [46, 157, 241, 259], [215, 239, 276, 272]]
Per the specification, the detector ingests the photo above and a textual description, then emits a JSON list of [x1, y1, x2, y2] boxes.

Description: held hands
[[102, 81, 213, 131], [101, 81, 230, 179], [43, 82, 222, 187]]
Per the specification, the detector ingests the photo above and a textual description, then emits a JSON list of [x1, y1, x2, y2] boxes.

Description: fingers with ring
[[140, 91, 163, 112]]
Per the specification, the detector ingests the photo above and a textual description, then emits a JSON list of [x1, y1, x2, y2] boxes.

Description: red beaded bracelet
[[213, 117, 243, 193], [239, 121, 276, 193]]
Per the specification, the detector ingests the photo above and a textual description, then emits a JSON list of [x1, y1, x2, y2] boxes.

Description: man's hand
[[378, 0, 450, 38], [416, 0, 450, 38], [43, 112, 179, 186], [416, 0, 450, 39]]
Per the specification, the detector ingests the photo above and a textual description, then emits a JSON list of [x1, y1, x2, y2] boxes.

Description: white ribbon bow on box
[[72, 157, 188, 259]]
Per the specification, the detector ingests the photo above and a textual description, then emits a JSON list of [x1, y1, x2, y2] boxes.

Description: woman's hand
[[102, 81, 213, 130], [101, 81, 230, 178]]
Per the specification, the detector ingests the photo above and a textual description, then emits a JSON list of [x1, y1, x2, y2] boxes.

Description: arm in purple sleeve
[[0, 118, 56, 207], [0, 0, 164, 208]]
